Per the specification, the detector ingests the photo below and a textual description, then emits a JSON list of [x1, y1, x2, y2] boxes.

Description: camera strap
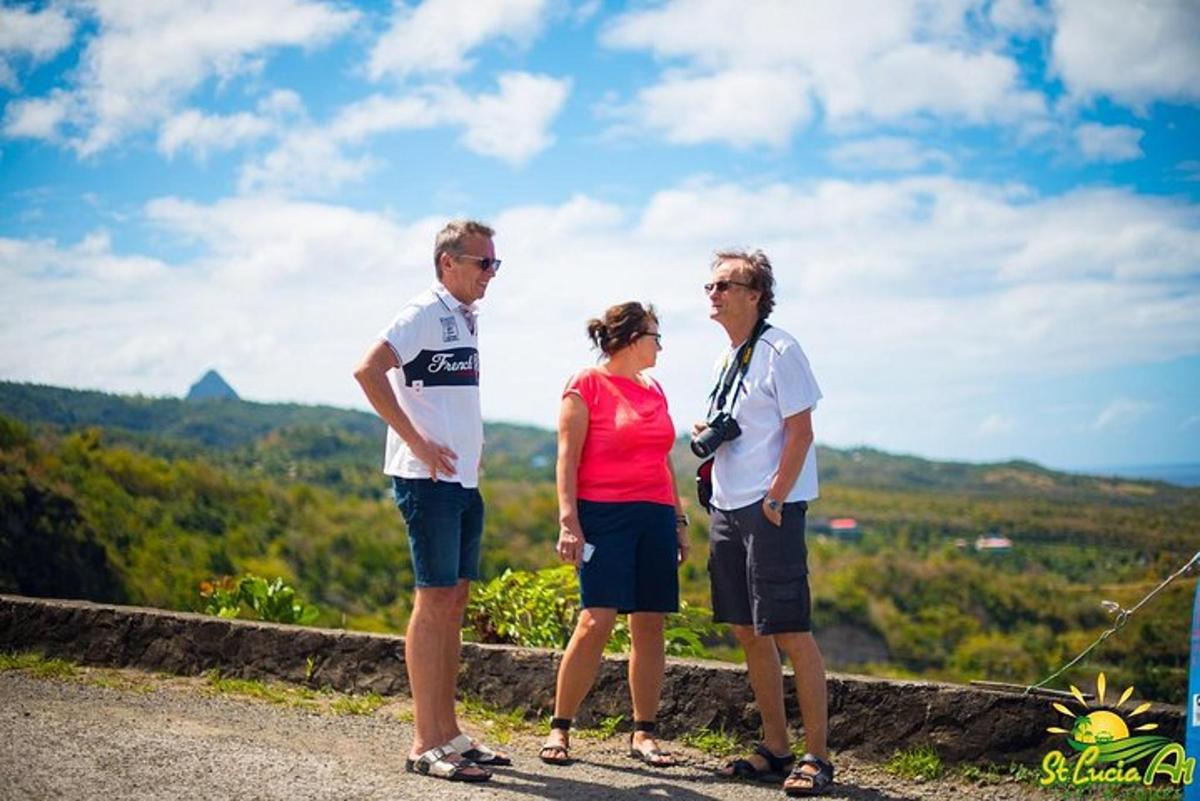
[[706, 318, 770, 419]]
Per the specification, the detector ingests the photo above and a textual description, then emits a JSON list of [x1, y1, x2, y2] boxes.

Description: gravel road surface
[[1, 666, 1059, 801]]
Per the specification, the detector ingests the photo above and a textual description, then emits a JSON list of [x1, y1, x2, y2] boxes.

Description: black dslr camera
[[690, 411, 742, 458]]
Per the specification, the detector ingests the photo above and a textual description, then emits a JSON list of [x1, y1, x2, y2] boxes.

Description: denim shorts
[[708, 499, 811, 634], [577, 500, 679, 614], [392, 477, 484, 588]]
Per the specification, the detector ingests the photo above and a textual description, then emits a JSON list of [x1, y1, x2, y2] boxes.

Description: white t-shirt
[[379, 283, 483, 487], [711, 325, 822, 510]]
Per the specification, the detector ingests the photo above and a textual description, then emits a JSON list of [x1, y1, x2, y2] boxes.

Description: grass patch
[[203, 669, 319, 709], [679, 726, 741, 757], [958, 761, 1040, 785], [0, 651, 79, 679], [330, 692, 384, 716], [457, 695, 532, 746], [884, 744, 944, 781], [576, 714, 625, 741]]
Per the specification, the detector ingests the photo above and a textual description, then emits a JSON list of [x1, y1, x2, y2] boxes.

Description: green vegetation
[[199, 574, 319, 625], [884, 744, 944, 781], [330, 691, 384, 716], [679, 726, 741, 757], [457, 695, 534, 745], [2, 381, 1196, 703], [0, 651, 79, 679], [204, 669, 321, 708], [576, 714, 625, 740]]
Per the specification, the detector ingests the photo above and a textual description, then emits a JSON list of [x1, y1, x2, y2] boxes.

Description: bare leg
[[776, 631, 828, 757], [543, 608, 617, 754], [628, 612, 672, 764], [718, 623, 790, 774], [440, 580, 471, 740]]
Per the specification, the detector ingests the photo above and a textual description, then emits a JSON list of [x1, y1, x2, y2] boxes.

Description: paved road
[[0, 667, 1048, 801]]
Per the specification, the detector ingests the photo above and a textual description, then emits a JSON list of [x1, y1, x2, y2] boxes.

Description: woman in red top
[[539, 302, 688, 769]]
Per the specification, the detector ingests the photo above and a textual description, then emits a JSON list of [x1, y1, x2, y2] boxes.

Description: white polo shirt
[[379, 283, 483, 487], [711, 325, 822, 510]]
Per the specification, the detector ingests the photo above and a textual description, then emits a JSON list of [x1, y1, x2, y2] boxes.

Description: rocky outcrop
[[0, 594, 1184, 764]]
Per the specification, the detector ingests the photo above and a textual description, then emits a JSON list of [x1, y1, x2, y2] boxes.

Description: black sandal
[[784, 752, 835, 796], [719, 742, 795, 782], [628, 720, 677, 767], [539, 717, 572, 765]]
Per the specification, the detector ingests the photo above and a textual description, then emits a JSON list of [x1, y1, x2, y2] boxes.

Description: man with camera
[[693, 249, 833, 797]]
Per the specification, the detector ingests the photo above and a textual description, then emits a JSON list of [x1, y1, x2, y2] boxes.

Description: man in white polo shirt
[[696, 249, 834, 797], [353, 219, 506, 784]]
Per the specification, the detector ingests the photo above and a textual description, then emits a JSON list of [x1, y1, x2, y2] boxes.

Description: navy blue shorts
[[577, 500, 679, 614], [392, 477, 484, 588]]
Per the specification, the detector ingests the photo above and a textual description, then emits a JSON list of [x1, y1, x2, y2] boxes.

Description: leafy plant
[[465, 566, 579, 649], [577, 714, 625, 740], [330, 692, 383, 716], [884, 744, 944, 781], [680, 726, 740, 757], [199, 574, 319, 625], [0, 650, 79, 679]]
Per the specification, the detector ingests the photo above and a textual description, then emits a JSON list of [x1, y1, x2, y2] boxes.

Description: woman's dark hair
[[586, 301, 658, 356]]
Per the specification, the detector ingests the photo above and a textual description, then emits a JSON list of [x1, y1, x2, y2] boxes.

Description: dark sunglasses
[[640, 332, 662, 343], [456, 254, 502, 272], [704, 280, 753, 293]]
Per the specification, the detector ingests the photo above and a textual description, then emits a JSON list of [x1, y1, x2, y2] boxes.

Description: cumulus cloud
[[828, 136, 954, 172], [600, 0, 1047, 146], [1052, 0, 1200, 108], [1073, 122, 1144, 164], [0, 4, 76, 91], [2, 0, 357, 155], [157, 90, 304, 159], [5, 176, 1199, 447], [368, 0, 549, 80], [240, 72, 570, 194]]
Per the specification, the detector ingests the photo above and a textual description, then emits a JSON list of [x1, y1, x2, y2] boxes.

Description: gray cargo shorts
[[708, 498, 811, 635]]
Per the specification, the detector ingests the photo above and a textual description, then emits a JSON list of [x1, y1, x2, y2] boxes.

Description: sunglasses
[[640, 332, 662, 343], [704, 280, 753, 293], [456, 254, 502, 272]]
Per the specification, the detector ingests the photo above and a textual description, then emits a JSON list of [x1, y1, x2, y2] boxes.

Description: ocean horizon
[[1063, 462, 1200, 488]]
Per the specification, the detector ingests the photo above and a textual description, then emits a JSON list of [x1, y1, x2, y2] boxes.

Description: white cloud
[[157, 89, 304, 158], [1073, 122, 1144, 163], [828, 136, 954, 172], [1052, 0, 1200, 108], [368, 0, 549, 80], [5, 177, 1199, 451], [0, 4, 76, 90], [2, 90, 76, 140], [600, 0, 1047, 146], [241, 72, 570, 194], [1092, 398, 1154, 431], [988, 0, 1053, 35], [3, 0, 358, 155]]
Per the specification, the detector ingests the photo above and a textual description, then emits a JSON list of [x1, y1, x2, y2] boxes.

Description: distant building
[[974, 534, 1013, 552], [828, 517, 861, 541], [186, 370, 239, 401]]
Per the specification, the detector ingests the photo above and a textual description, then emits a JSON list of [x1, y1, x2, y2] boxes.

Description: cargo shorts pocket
[[754, 564, 808, 602]]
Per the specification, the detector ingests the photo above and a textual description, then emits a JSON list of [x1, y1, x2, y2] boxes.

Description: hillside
[[1, 380, 1195, 703]]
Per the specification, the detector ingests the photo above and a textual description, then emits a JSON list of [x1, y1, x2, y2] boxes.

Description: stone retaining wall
[[0, 594, 1184, 764]]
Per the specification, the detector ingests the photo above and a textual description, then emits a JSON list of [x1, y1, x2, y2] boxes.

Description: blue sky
[[1, 0, 1198, 471]]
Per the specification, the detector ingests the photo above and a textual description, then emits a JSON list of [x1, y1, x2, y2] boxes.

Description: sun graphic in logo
[[1046, 672, 1168, 764]]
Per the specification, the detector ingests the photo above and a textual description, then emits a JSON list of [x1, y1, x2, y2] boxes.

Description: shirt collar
[[432, 281, 478, 314]]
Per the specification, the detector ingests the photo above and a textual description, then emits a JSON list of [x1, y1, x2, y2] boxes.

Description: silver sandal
[[404, 745, 491, 783]]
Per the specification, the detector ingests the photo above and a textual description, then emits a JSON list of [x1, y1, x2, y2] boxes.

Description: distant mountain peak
[[186, 369, 239, 401]]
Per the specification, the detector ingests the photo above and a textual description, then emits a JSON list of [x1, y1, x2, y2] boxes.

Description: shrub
[[199, 574, 319, 625]]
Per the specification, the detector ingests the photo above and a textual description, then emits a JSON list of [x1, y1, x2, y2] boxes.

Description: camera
[[690, 412, 742, 458]]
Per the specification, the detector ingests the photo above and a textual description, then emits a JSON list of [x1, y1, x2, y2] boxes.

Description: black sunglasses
[[456, 254, 502, 272], [640, 332, 662, 343], [704, 280, 753, 293]]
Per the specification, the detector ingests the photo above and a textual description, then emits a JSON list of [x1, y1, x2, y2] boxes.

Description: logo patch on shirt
[[403, 348, 480, 387], [440, 316, 459, 342]]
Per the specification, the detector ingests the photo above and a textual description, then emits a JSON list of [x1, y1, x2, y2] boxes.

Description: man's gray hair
[[434, 219, 495, 278], [713, 248, 775, 320]]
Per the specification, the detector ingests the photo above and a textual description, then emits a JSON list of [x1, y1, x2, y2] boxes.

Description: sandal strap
[[634, 720, 657, 733], [413, 746, 461, 778], [550, 716, 572, 731], [753, 742, 795, 774]]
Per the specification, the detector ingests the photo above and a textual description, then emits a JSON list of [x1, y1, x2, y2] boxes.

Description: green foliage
[[199, 574, 319, 625], [203, 669, 319, 708], [577, 714, 625, 740], [466, 566, 578, 649], [0, 651, 79, 679], [885, 744, 944, 781], [330, 692, 384, 716], [679, 726, 741, 757], [458, 695, 534, 745]]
